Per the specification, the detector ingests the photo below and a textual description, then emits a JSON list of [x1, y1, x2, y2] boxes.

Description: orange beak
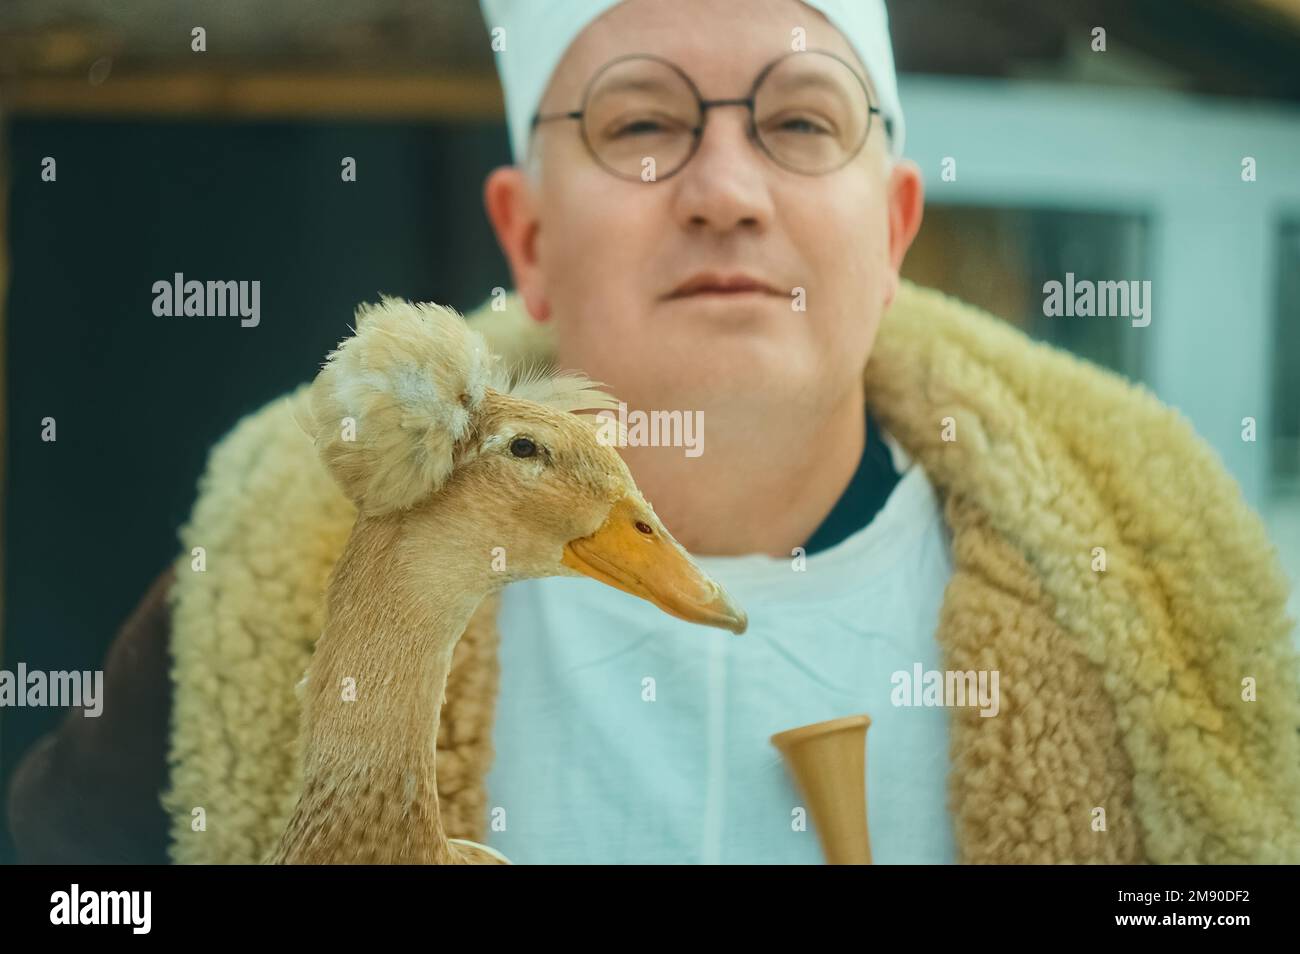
[[562, 498, 748, 635]]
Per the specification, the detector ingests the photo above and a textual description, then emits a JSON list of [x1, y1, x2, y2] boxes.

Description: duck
[[266, 296, 747, 864]]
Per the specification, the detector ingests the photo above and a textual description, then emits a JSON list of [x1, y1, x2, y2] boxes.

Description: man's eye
[[773, 115, 831, 135], [784, 118, 822, 133], [609, 114, 686, 138], [509, 436, 538, 458], [616, 120, 661, 136]]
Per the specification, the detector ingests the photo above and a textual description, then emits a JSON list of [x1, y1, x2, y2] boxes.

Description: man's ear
[[484, 165, 551, 323], [882, 158, 925, 310]]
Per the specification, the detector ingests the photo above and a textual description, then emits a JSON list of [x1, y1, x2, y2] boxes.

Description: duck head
[[297, 296, 747, 635]]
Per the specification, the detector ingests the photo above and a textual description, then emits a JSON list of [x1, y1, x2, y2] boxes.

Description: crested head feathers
[[295, 296, 498, 514], [295, 296, 622, 515]]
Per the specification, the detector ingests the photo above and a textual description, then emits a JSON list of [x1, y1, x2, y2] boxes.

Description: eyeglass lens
[[580, 52, 871, 179]]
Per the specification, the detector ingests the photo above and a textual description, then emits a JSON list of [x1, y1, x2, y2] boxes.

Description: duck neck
[[279, 507, 488, 863]]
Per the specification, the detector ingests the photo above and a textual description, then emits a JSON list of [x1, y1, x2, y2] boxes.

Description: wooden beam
[[1, 70, 505, 120], [1252, 0, 1300, 25]]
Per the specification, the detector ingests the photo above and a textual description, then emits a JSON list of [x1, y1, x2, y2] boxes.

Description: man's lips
[[665, 272, 782, 299]]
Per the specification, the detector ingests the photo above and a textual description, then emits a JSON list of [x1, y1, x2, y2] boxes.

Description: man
[[9, 0, 1299, 864]]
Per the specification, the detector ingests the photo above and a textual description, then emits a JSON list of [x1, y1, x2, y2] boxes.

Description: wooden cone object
[[770, 714, 872, 865]]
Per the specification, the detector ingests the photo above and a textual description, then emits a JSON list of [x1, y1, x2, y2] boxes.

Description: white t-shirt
[[484, 435, 957, 863]]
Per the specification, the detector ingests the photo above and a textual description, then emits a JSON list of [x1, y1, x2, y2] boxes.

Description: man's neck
[[619, 387, 867, 558]]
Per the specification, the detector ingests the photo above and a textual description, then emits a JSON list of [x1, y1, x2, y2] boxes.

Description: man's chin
[[629, 347, 822, 411]]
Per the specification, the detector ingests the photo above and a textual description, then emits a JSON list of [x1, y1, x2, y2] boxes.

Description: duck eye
[[635, 521, 653, 535], [509, 436, 538, 458]]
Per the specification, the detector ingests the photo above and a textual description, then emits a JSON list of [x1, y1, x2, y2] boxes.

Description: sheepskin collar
[[163, 280, 1300, 864]]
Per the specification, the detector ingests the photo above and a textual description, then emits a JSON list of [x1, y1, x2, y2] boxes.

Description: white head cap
[[478, 0, 905, 166]]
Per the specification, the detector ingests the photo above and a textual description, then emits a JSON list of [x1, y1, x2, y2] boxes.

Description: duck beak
[[562, 497, 748, 634]]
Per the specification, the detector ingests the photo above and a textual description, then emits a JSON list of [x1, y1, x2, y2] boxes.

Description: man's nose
[[670, 108, 774, 234]]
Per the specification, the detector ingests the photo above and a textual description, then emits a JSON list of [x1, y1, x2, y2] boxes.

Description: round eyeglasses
[[530, 49, 888, 181]]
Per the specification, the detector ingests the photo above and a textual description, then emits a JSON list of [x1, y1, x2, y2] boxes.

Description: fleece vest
[[162, 280, 1300, 864]]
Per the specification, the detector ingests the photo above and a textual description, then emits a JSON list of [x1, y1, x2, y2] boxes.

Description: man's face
[[490, 0, 923, 427]]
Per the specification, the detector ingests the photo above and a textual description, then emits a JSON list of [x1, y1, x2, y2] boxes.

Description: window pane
[[902, 205, 1150, 383]]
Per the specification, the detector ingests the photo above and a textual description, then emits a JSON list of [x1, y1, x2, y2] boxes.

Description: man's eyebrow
[[764, 69, 856, 99], [594, 75, 679, 96], [592, 62, 868, 103]]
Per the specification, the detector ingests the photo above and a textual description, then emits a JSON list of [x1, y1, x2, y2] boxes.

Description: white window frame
[[899, 75, 1300, 509]]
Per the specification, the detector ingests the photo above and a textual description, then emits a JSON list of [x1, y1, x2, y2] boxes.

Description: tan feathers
[[294, 296, 496, 514], [293, 296, 619, 515]]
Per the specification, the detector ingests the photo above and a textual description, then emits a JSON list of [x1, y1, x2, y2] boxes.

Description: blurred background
[[1, 0, 1298, 862]]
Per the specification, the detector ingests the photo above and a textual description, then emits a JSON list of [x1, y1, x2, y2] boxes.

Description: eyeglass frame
[[529, 48, 891, 181]]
